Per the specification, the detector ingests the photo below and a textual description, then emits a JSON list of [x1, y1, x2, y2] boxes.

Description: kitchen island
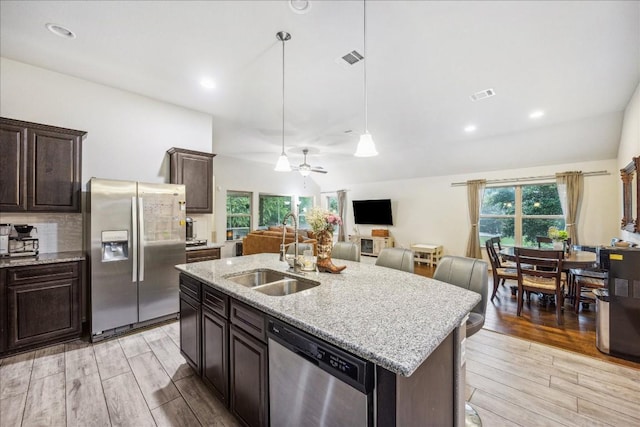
[[176, 253, 481, 427]]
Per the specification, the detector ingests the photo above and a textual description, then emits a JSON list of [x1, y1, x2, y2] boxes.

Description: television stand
[[349, 235, 394, 257]]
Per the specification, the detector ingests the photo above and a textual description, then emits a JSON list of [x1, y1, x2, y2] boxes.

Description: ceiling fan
[[292, 148, 328, 176]]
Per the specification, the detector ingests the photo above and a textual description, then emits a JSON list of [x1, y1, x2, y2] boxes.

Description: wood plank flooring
[[414, 263, 640, 370], [1, 320, 638, 426]]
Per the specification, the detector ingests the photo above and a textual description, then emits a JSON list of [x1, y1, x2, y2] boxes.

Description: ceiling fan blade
[[311, 168, 328, 174]]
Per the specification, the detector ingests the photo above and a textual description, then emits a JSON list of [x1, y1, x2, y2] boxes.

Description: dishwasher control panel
[[268, 318, 373, 393]]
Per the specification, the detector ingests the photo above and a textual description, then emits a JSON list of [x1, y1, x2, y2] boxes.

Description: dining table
[[499, 246, 597, 269]]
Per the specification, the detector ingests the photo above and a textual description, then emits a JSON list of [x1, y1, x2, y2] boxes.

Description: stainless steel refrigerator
[[87, 178, 186, 341]]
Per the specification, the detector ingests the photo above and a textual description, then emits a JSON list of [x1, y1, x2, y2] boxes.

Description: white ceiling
[[1, 1, 639, 187]]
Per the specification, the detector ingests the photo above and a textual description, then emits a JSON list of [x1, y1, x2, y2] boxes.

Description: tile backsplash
[[0, 213, 83, 253]]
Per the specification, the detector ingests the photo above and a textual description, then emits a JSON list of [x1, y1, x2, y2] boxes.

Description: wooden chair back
[[536, 236, 553, 248]]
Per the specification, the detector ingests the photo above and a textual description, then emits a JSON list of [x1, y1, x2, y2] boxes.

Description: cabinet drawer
[[7, 262, 79, 285], [203, 287, 228, 318], [186, 248, 221, 263], [230, 299, 266, 342], [179, 273, 201, 302]]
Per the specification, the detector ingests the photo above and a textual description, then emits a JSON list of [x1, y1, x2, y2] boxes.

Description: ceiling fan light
[[354, 133, 378, 157], [274, 153, 292, 171], [299, 164, 312, 176]]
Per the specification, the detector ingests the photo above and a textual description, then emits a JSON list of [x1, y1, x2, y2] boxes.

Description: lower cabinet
[[229, 324, 268, 427], [178, 273, 268, 427], [2, 261, 82, 353], [202, 307, 229, 406]]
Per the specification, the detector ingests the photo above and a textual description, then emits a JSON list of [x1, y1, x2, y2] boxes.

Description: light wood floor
[[1, 321, 639, 426]]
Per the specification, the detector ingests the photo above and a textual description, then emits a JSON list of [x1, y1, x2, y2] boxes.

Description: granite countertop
[[0, 251, 86, 268], [185, 242, 225, 251], [176, 253, 480, 377]]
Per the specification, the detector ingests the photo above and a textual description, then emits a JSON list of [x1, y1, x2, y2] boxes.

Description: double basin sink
[[224, 269, 319, 296]]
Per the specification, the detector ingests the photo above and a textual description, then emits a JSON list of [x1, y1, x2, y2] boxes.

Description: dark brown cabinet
[[0, 118, 85, 212], [168, 147, 215, 214], [229, 324, 269, 427], [203, 308, 229, 405], [2, 261, 82, 353], [179, 274, 202, 375], [186, 247, 221, 263], [178, 274, 268, 427]]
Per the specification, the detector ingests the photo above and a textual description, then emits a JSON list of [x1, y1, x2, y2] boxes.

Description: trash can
[[593, 288, 609, 354]]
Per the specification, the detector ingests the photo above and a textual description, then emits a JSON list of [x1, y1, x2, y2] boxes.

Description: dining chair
[[515, 247, 565, 325], [536, 236, 553, 249], [568, 246, 606, 312], [375, 248, 414, 273], [485, 239, 518, 301], [331, 241, 360, 262]]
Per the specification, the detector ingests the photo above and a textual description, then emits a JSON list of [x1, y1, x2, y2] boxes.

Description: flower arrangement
[[306, 207, 342, 234], [548, 226, 568, 241]]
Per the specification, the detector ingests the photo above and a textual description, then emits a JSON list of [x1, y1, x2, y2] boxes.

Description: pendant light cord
[[281, 36, 286, 155], [363, 0, 368, 133]]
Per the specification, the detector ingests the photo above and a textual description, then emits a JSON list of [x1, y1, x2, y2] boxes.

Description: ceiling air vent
[[470, 88, 496, 102], [335, 50, 364, 68]]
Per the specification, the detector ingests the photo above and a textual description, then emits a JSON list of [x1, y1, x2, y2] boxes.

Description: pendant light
[[274, 31, 292, 172], [354, 0, 378, 157]]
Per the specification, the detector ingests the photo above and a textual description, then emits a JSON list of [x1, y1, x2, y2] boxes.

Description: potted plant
[[548, 226, 569, 251]]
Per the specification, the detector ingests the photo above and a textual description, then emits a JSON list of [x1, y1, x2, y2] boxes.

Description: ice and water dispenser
[[101, 230, 129, 262]]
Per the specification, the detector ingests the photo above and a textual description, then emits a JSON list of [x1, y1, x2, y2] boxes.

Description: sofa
[[242, 227, 317, 256]]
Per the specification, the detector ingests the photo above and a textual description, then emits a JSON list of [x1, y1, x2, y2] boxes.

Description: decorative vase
[[316, 230, 346, 274], [553, 240, 564, 250]]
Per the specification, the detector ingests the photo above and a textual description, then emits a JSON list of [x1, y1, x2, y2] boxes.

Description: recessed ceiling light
[[45, 23, 76, 39], [289, 0, 311, 14], [199, 78, 216, 90], [529, 110, 545, 119], [464, 125, 477, 133]]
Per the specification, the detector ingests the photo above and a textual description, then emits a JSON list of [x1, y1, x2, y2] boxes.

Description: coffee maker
[[8, 224, 39, 257], [0, 223, 10, 256]]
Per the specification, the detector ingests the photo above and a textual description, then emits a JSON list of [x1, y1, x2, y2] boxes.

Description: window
[[326, 195, 340, 238], [258, 194, 292, 227], [226, 191, 252, 240], [297, 196, 313, 229], [479, 184, 564, 247]]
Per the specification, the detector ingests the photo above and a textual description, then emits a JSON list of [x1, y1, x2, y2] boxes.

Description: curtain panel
[[466, 179, 486, 259], [337, 190, 347, 242], [556, 171, 583, 245]]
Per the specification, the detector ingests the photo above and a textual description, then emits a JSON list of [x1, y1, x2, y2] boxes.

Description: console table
[[411, 244, 443, 267], [349, 235, 394, 257]]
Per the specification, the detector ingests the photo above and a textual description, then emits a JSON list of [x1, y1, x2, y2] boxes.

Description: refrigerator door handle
[[131, 196, 138, 282], [138, 197, 145, 282]]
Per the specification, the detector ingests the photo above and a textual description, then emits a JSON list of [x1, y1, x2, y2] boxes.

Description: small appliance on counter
[[2, 224, 39, 257], [0, 223, 11, 256]]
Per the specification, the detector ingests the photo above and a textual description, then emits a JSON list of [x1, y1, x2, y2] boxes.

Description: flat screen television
[[352, 199, 393, 225]]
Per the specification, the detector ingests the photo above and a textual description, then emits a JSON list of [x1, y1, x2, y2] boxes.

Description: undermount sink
[[253, 278, 319, 296], [225, 269, 288, 287], [224, 269, 319, 296]]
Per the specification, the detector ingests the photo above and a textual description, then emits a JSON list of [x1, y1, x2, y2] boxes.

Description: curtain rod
[[450, 170, 609, 187], [320, 189, 349, 194]]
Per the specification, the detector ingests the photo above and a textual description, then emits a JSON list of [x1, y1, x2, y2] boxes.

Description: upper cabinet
[[168, 147, 215, 214], [0, 118, 86, 213]]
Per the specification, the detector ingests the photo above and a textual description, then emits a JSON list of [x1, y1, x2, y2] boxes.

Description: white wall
[[342, 159, 619, 257], [212, 155, 321, 256], [1, 57, 213, 185], [617, 82, 640, 245], [0, 57, 214, 251]]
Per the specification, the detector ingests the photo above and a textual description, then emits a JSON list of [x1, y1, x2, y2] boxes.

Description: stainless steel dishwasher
[[267, 318, 374, 427]]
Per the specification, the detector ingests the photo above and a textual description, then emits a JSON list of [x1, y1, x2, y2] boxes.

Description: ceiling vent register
[[341, 50, 364, 65], [470, 88, 496, 101]]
